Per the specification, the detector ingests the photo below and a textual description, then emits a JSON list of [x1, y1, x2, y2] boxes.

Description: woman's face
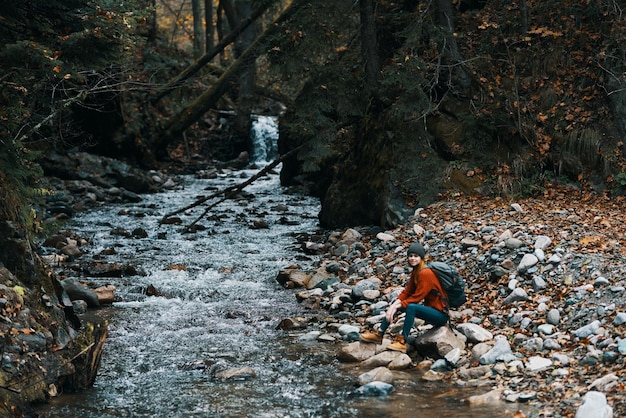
[[407, 253, 421, 267]]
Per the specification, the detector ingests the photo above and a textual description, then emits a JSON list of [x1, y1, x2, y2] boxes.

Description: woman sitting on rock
[[360, 242, 449, 353]]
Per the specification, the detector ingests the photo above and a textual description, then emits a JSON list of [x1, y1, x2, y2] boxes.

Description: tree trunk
[[435, 0, 470, 88], [359, 0, 380, 99], [192, 0, 204, 57], [156, 0, 303, 152], [233, 0, 259, 154], [205, 0, 214, 52], [151, 0, 275, 105]]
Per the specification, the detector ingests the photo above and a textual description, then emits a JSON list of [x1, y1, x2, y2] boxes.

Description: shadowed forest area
[[0, 0, 625, 414]]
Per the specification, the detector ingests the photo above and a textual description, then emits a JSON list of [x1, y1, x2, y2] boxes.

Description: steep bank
[[0, 151, 179, 416]]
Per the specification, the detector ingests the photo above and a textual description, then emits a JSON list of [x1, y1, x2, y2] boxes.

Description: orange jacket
[[397, 266, 447, 312]]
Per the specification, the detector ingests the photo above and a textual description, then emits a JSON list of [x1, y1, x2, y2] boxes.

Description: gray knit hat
[[407, 242, 426, 258]]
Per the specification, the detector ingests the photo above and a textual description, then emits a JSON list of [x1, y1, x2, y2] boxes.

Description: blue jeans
[[380, 303, 449, 339]]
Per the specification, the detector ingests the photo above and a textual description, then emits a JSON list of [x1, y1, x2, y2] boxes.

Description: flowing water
[[35, 120, 532, 418]]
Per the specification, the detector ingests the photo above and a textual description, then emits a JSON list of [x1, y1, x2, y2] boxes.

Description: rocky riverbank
[[279, 189, 626, 417], [27, 151, 626, 417], [0, 151, 184, 417]]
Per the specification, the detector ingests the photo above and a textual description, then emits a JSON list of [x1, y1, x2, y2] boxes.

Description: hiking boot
[[387, 336, 407, 353], [360, 330, 383, 344]]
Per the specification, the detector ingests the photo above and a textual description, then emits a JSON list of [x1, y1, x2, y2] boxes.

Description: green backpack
[[426, 262, 467, 309]]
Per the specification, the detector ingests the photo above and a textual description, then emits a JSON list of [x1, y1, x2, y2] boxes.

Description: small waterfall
[[250, 115, 278, 163]]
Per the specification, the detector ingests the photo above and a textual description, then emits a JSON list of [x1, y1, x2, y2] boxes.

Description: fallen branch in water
[[160, 146, 303, 233]]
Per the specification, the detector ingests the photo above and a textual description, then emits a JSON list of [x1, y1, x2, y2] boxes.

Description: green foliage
[[0, 0, 149, 235], [616, 172, 626, 187]]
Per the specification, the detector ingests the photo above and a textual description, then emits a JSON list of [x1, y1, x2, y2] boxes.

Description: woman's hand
[[385, 299, 402, 323]]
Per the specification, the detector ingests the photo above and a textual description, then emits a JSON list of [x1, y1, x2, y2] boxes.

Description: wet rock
[[110, 227, 131, 238], [214, 366, 256, 381], [61, 278, 99, 308], [61, 243, 83, 257], [72, 300, 88, 315], [354, 381, 394, 397], [467, 388, 504, 405], [338, 341, 377, 362], [94, 285, 116, 304], [132, 228, 148, 238], [357, 367, 394, 385], [83, 261, 139, 277], [276, 265, 310, 288], [276, 317, 307, 330], [361, 351, 412, 370]]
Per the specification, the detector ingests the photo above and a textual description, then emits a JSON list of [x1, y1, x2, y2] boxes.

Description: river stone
[[589, 373, 619, 392], [361, 351, 411, 370], [342, 228, 362, 242], [458, 364, 492, 380], [306, 268, 330, 290], [72, 300, 88, 315], [574, 391, 613, 418], [502, 288, 529, 305], [534, 235, 552, 250], [421, 370, 445, 381], [497, 229, 513, 242], [456, 323, 493, 343], [505, 237, 524, 249], [543, 339, 561, 350], [338, 324, 360, 336], [547, 309, 561, 325], [444, 347, 462, 366], [61, 278, 99, 307], [61, 243, 82, 257], [467, 388, 504, 405], [94, 285, 116, 304], [276, 266, 308, 287], [461, 238, 481, 248], [276, 317, 307, 331], [537, 324, 554, 335], [479, 336, 513, 365], [354, 381, 394, 397], [351, 278, 381, 300], [532, 275, 547, 290], [525, 356, 552, 372], [376, 232, 395, 241], [613, 312, 626, 326], [357, 366, 394, 385], [338, 341, 377, 362], [413, 326, 466, 358], [517, 254, 539, 273], [573, 320, 601, 338], [362, 289, 380, 301], [215, 366, 257, 381], [298, 331, 321, 342]]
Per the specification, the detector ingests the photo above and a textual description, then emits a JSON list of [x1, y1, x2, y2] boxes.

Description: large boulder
[[412, 326, 466, 358]]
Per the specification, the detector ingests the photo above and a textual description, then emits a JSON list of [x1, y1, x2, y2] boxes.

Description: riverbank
[[282, 187, 625, 417], [31, 150, 625, 417]]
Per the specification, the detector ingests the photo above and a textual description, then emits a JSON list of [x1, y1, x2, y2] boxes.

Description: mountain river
[[35, 117, 530, 417]]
